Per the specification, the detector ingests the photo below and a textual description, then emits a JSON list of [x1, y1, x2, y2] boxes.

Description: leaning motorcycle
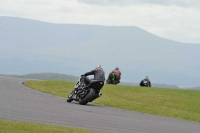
[[67, 76, 104, 105]]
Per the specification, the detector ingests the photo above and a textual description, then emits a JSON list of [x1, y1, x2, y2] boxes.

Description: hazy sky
[[0, 0, 200, 43]]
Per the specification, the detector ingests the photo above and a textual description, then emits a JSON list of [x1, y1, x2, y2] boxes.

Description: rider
[[108, 66, 121, 83], [141, 76, 151, 87], [81, 65, 105, 90], [67, 65, 105, 103]]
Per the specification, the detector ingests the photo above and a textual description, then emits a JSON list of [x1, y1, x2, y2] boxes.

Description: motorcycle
[[140, 80, 151, 87], [67, 76, 104, 105], [106, 73, 120, 85]]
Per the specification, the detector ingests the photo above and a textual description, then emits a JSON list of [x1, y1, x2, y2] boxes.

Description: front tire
[[79, 89, 95, 105], [67, 90, 75, 102], [67, 98, 73, 102]]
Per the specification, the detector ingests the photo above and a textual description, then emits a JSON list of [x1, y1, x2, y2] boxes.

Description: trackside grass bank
[[0, 119, 97, 133], [24, 80, 200, 122]]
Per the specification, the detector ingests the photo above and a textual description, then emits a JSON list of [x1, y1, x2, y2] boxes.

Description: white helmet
[[95, 65, 103, 70]]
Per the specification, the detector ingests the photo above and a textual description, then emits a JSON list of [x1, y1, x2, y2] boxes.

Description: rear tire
[[106, 79, 111, 84], [79, 89, 95, 105]]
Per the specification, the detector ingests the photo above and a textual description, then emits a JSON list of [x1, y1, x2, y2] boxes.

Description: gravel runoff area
[[0, 76, 200, 133]]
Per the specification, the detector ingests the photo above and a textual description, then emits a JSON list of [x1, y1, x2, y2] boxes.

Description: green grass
[[24, 80, 200, 122], [0, 119, 98, 133]]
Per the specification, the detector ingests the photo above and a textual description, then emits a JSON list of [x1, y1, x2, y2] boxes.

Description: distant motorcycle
[[140, 80, 151, 87], [67, 76, 104, 105], [106, 73, 120, 85]]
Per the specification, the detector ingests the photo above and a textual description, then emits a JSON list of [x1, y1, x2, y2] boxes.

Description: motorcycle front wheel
[[66, 97, 73, 102], [66, 90, 74, 102]]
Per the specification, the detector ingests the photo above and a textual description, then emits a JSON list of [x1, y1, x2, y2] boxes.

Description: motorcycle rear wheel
[[79, 89, 95, 105]]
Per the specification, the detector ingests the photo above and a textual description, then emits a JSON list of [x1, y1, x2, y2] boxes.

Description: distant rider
[[108, 66, 121, 83], [140, 76, 151, 87]]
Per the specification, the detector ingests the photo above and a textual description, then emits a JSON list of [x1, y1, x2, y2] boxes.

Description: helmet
[[115, 66, 119, 70], [95, 65, 103, 70], [145, 76, 149, 80]]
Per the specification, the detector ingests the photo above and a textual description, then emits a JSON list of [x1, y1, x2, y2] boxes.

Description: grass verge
[[0, 119, 98, 133], [24, 80, 200, 122]]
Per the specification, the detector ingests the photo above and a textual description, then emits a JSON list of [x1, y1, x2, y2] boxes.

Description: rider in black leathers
[[82, 65, 105, 81], [81, 65, 105, 90]]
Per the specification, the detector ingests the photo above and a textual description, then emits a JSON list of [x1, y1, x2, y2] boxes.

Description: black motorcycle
[[140, 80, 151, 87], [67, 76, 104, 105]]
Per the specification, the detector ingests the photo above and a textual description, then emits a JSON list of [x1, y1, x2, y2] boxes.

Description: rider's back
[[92, 69, 105, 81], [83, 66, 105, 82]]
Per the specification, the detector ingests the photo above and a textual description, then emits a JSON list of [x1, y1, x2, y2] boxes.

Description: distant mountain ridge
[[12, 73, 79, 81], [0, 16, 200, 87]]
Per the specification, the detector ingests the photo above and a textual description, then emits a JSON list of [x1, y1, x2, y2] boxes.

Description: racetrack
[[0, 76, 199, 133]]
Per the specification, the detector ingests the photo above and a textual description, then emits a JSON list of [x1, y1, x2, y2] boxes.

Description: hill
[[0, 16, 200, 87], [1, 72, 180, 88], [11, 73, 79, 81]]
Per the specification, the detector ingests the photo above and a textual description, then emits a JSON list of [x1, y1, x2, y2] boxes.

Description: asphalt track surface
[[0, 76, 200, 133]]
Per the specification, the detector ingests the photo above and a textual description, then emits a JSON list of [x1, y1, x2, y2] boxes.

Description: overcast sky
[[0, 0, 200, 43]]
